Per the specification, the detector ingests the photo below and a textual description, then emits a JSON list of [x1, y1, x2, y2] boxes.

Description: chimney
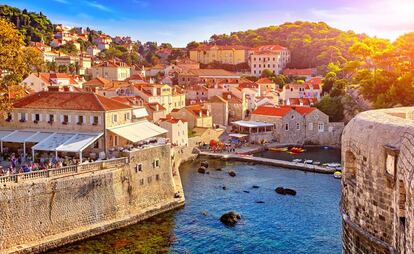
[[155, 104, 159, 111], [199, 111, 202, 117]]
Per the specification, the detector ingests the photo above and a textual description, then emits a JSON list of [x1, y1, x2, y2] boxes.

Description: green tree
[[0, 19, 27, 113], [261, 69, 274, 78], [316, 95, 344, 122], [58, 65, 68, 73]]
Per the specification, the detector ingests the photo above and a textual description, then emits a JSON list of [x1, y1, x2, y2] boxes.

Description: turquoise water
[[48, 159, 342, 254]]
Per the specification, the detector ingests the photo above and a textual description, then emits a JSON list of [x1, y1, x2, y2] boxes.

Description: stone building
[[342, 107, 414, 254], [250, 106, 343, 146], [0, 91, 167, 160]]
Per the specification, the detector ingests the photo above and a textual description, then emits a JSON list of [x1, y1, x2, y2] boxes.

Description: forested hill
[[188, 21, 368, 69], [0, 5, 54, 44]]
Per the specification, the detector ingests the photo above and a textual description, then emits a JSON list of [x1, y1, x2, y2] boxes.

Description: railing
[[0, 157, 129, 184]]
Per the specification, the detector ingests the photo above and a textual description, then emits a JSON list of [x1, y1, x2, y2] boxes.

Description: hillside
[[0, 5, 54, 44], [189, 21, 367, 70]]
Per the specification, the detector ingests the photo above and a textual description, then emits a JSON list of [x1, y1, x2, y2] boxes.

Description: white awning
[[232, 120, 274, 128], [25, 132, 54, 143], [32, 132, 103, 153], [108, 121, 167, 143], [2, 131, 39, 143], [56, 133, 102, 153], [32, 133, 76, 151], [133, 107, 149, 119], [0, 130, 14, 139]]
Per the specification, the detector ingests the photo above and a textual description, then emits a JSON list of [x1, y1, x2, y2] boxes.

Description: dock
[[198, 151, 337, 174]]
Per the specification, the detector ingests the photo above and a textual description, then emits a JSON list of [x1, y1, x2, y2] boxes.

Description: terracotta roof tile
[[13, 91, 131, 111]]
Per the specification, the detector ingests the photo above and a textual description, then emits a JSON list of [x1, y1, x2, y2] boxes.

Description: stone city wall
[[0, 145, 184, 254], [341, 107, 414, 254]]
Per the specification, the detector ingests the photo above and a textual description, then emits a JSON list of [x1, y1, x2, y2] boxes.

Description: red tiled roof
[[256, 78, 274, 84], [252, 106, 292, 117], [13, 91, 132, 111], [34, 73, 78, 85], [285, 106, 316, 115], [250, 45, 287, 54], [160, 114, 187, 123], [93, 60, 129, 68], [83, 77, 111, 87]]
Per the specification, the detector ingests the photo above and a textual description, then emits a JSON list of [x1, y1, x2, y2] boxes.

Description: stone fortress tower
[[342, 107, 414, 254]]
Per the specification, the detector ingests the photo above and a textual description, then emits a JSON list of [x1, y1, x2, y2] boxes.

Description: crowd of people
[[0, 153, 80, 177]]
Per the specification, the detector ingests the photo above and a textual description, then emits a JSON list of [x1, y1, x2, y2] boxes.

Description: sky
[[4, 0, 414, 47]]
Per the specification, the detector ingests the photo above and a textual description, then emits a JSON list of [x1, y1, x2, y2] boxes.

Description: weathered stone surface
[[0, 145, 184, 254], [342, 107, 414, 254]]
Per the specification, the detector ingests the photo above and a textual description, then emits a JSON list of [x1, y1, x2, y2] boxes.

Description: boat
[[326, 163, 341, 168], [333, 171, 342, 179], [313, 161, 321, 165], [290, 147, 305, 153], [304, 160, 313, 164], [292, 159, 302, 163], [269, 147, 288, 152]]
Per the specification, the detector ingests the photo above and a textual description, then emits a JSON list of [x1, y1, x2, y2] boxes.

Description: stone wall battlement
[[342, 107, 414, 254], [0, 144, 184, 254]]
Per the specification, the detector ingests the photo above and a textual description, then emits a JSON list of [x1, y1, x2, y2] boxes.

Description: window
[[63, 115, 69, 124], [34, 114, 40, 122], [308, 123, 313, 131], [135, 163, 143, 173], [284, 123, 289, 131], [20, 113, 26, 122], [147, 176, 152, 184], [112, 114, 118, 123], [156, 174, 160, 181], [93, 116, 99, 125], [114, 136, 118, 146], [291, 115, 295, 120], [296, 123, 300, 130], [139, 179, 144, 185], [124, 112, 130, 121], [49, 114, 54, 124], [153, 159, 160, 168], [6, 113, 12, 122], [78, 115, 84, 125], [318, 123, 324, 132]]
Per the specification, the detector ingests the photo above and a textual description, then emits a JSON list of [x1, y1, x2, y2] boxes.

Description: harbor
[[198, 151, 339, 174]]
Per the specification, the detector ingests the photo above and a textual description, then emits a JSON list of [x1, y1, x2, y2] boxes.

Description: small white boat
[[292, 159, 302, 163], [313, 161, 321, 165], [326, 163, 341, 167], [304, 160, 313, 164], [333, 171, 342, 179]]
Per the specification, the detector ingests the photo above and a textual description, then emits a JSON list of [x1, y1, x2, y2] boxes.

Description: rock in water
[[228, 171, 236, 177], [216, 168, 222, 171], [275, 187, 286, 195], [220, 211, 241, 226], [284, 188, 297, 196], [252, 185, 260, 189], [222, 186, 227, 190], [256, 201, 265, 204], [275, 187, 297, 196], [201, 161, 209, 168], [198, 167, 207, 174], [243, 190, 250, 193]]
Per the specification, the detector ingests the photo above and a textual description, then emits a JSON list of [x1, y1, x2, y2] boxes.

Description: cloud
[[85, 1, 112, 12]]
